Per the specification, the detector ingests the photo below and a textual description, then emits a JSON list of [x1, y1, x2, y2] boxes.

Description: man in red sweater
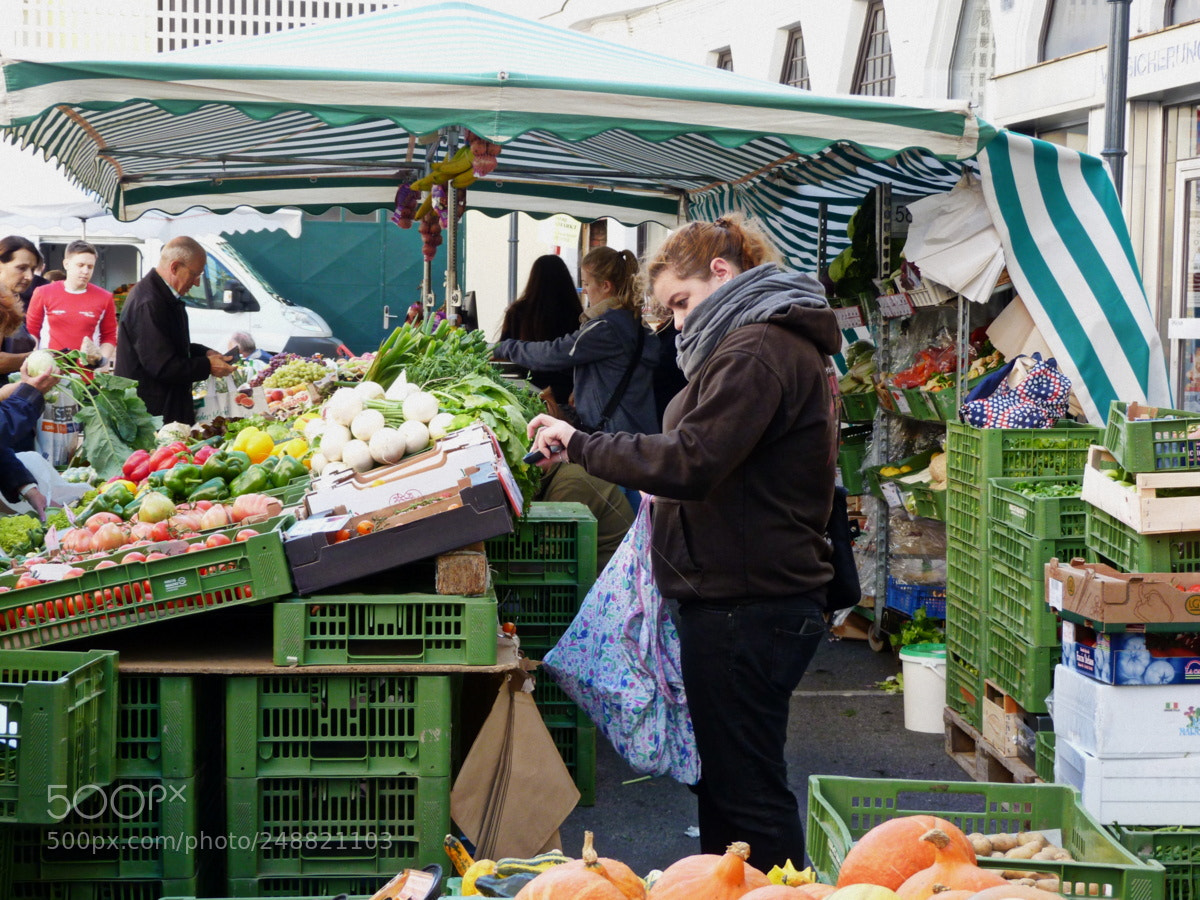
[[26, 240, 117, 364]]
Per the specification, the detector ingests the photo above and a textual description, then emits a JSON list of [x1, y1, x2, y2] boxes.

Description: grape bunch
[[263, 358, 329, 389], [248, 353, 301, 388]]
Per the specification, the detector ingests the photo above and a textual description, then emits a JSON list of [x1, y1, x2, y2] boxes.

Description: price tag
[[833, 305, 865, 329], [881, 481, 904, 508], [891, 390, 912, 415], [1047, 577, 1064, 612], [877, 292, 914, 318]]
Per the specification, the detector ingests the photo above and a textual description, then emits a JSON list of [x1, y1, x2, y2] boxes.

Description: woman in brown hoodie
[[528, 214, 841, 871]]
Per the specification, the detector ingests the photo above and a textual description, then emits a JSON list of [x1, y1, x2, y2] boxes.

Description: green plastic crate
[[1113, 825, 1200, 900], [225, 774, 449, 878], [0, 517, 294, 650], [547, 722, 597, 808], [1, 823, 13, 899], [0, 649, 118, 823], [272, 591, 498, 666], [837, 425, 873, 496], [485, 502, 598, 586], [908, 483, 946, 521], [117, 676, 198, 779], [11, 877, 202, 900], [224, 877, 386, 897], [946, 420, 1102, 484], [946, 476, 984, 542], [494, 582, 588, 644], [988, 522, 1087, 647], [1085, 506, 1200, 574], [262, 475, 312, 507], [840, 390, 879, 423], [864, 449, 936, 500], [989, 475, 1088, 539], [807, 776, 1166, 900], [13, 773, 203, 880], [946, 650, 982, 730], [946, 536, 986, 662], [987, 620, 1056, 713], [1105, 400, 1200, 473], [1036, 731, 1057, 784], [225, 674, 453, 777]]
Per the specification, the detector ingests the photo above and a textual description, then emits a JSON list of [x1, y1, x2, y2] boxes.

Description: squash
[[743, 888, 828, 899], [515, 831, 646, 900], [895, 830, 1010, 900], [828, 885, 905, 900], [966, 886, 1063, 900], [837, 817, 978, 890], [649, 842, 771, 899], [792, 885, 838, 900]]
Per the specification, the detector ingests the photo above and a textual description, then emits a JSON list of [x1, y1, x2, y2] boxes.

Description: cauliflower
[[156, 421, 193, 446]]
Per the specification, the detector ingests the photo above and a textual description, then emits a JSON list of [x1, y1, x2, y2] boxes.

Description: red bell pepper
[[127, 460, 152, 484], [122, 449, 151, 480], [192, 444, 217, 464], [148, 441, 190, 472]]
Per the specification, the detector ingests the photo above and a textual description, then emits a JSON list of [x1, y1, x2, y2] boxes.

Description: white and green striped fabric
[[0, 1, 1169, 418]]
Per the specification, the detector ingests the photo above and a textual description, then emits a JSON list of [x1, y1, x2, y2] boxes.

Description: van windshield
[[179, 241, 289, 309]]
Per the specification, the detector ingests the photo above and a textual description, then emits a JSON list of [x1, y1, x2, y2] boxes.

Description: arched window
[[1170, 0, 1200, 24], [853, 0, 895, 96], [781, 27, 811, 89], [950, 0, 995, 107], [1041, 0, 1109, 61]]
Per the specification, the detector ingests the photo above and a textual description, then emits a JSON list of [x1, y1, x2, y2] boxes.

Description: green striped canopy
[[0, 1, 1170, 421]]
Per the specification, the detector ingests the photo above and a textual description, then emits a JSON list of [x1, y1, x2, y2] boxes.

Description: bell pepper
[[187, 477, 231, 503], [271, 454, 307, 489], [241, 430, 276, 465], [101, 482, 136, 508], [164, 463, 203, 501], [127, 458, 152, 484], [75, 491, 125, 523], [228, 463, 273, 497], [122, 449, 150, 480], [200, 450, 251, 483], [192, 444, 218, 465], [149, 441, 191, 472]]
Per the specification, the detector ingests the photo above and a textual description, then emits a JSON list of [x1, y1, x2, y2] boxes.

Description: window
[[715, 47, 733, 71], [180, 253, 241, 310], [1041, 0, 1109, 62], [1170, 0, 1200, 24], [949, 0, 995, 107], [853, 1, 895, 97], [780, 26, 810, 89]]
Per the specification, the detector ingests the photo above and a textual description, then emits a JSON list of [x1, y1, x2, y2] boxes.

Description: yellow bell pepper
[[240, 430, 276, 465], [230, 427, 259, 454], [280, 438, 309, 459]]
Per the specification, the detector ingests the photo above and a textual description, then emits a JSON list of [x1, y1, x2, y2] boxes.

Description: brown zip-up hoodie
[[568, 300, 841, 603]]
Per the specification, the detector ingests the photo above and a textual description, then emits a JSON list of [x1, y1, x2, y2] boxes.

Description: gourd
[[791, 885, 838, 900], [744, 888, 832, 899], [828, 886, 904, 900], [837, 817, 978, 890], [515, 831, 646, 899], [895, 830, 1010, 900], [965, 885, 1064, 900], [648, 841, 771, 899]]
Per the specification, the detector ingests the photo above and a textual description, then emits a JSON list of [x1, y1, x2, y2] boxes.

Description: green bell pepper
[[228, 463, 273, 497], [76, 491, 126, 523], [102, 482, 135, 508], [199, 450, 251, 483], [163, 463, 203, 501], [270, 455, 307, 489], [187, 477, 231, 503]]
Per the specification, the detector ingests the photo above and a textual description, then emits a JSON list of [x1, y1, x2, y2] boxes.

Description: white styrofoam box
[[1054, 664, 1200, 757], [1054, 734, 1200, 826]]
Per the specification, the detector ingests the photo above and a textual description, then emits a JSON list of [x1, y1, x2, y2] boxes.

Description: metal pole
[[1102, 0, 1132, 199], [507, 213, 519, 304]]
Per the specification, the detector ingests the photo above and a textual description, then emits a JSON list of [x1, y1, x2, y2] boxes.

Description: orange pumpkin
[[836, 817, 978, 890], [649, 842, 772, 899], [895, 830, 1010, 900], [793, 885, 838, 900], [966, 886, 1063, 900], [743, 887, 828, 899], [515, 831, 646, 900]]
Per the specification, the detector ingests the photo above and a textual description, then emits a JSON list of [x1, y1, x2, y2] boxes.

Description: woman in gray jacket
[[493, 247, 659, 435]]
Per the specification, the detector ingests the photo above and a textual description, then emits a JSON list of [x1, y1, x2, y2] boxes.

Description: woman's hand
[[24, 486, 48, 521], [527, 413, 577, 463]]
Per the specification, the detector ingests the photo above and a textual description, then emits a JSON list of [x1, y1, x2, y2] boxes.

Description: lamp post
[[1102, 0, 1132, 199]]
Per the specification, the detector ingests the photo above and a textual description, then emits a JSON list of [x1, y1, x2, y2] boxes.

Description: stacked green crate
[[944, 422, 1101, 729], [222, 674, 452, 890], [10, 878, 204, 899], [11, 674, 209, 896], [1113, 825, 1200, 900], [487, 502, 599, 805]]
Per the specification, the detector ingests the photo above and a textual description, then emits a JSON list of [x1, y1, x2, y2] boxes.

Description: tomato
[[205, 533, 232, 548], [188, 544, 209, 554], [501, 621, 517, 636], [1188, 584, 1200, 592], [355, 521, 375, 535], [15, 574, 42, 590], [145, 551, 169, 562], [234, 529, 259, 542], [333, 529, 351, 543], [122, 551, 147, 564], [64, 568, 85, 579], [150, 521, 171, 543]]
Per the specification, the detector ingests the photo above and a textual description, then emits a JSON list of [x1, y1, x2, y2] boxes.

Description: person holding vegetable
[[526, 214, 840, 871], [493, 246, 659, 437], [498, 254, 583, 406], [114, 236, 237, 425]]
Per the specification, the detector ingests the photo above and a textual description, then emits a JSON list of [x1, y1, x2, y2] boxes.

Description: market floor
[[557, 634, 970, 876]]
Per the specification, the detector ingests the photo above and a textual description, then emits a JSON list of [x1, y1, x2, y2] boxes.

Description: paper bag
[[194, 375, 240, 424], [450, 671, 579, 860]]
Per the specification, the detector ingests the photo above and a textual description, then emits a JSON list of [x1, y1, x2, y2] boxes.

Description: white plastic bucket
[[899, 642, 947, 734]]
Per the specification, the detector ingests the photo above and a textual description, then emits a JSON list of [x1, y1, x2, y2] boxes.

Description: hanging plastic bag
[[542, 498, 701, 785], [35, 389, 83, 468], [194, 375, 240, 424]]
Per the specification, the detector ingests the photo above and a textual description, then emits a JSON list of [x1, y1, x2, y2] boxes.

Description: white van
[[35, 235, 345, 357]]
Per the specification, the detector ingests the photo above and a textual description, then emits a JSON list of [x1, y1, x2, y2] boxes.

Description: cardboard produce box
[[1061, 620, 1200, 685], [1053, 663, 1200, 757], [1055, 733, 1200, 826], [1046, 557, 1200, 627], [1081, 444, 1200, 534]]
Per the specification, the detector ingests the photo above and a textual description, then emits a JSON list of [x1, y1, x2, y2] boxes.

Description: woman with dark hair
[[498, 254, 584, 405], [0, 235, 61, 518]]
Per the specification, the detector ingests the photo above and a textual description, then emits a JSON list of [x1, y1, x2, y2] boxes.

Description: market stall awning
[[0, 1, 1170, 422]]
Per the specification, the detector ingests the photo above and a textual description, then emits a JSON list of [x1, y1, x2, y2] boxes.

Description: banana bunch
[[411, 144, 477, 193]]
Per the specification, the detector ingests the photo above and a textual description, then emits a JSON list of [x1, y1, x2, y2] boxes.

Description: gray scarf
[[675, 263, 828, 380]]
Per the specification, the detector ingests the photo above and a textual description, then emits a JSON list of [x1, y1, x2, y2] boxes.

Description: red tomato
[[205, 533, 233, 548], [150, 521, 171, 543], [234, 529, 259, 542], [188, 544, 209, 554], [145, 551, 169, 562], [194, 500, 214, 512], [15, 574, 42, 590], [64, 568, 85, 579], [355, 521, 375, 535], [122, 551, 147, 564], [333, 529, 351, 543], [95, 560, 118, 569]]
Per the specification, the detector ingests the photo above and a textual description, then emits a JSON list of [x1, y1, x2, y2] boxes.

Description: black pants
[[675, 594, 826, 871]]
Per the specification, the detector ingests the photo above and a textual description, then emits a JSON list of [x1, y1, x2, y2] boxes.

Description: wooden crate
[[1081, 444, 1200, 534]]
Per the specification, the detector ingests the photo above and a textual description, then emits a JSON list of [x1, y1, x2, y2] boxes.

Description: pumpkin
[[966, 886, 1064, 900], [828, 885, 905, 900], [895, 830, 1010, 900], [515, 831, 646, 900], [836, 817, 978, 890], [743, 888, 830, 899], [649, 842, 771, 899], [793, 885, 838, 900], [927, 887, 975, 900]]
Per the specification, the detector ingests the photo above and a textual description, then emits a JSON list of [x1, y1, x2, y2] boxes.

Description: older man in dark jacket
[[115, 236, 235, 424]]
